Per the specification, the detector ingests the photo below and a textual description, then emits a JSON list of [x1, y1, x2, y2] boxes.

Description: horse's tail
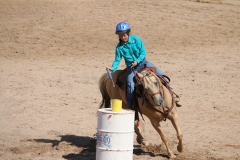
[[98, 73, 111, 109]]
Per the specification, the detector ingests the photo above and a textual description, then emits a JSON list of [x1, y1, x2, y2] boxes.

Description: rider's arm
[[111, 47, 122, 72], [135, 36, 146, 64]]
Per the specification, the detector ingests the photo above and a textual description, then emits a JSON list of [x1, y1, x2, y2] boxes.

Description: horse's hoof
[[169, 154, 177, 159], [136, 137, 141, 144], [136, 137, 149, 146], [141, 140, 149, 146], [177, 145, 183, 152]]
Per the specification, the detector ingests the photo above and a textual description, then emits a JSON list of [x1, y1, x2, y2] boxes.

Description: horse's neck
[[162, 84, 173, 107]]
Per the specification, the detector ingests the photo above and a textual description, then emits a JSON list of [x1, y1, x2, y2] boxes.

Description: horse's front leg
[[169, 111, 183, 152], [150, 118, 176, 159], [134, 120, 149, 146]]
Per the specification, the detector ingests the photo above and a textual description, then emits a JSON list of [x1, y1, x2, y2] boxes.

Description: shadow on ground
[[34, 135, 169, 159], [34, 134, 96, 160]]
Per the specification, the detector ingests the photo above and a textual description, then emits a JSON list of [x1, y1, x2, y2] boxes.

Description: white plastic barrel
[[96, 108, 135, 160]]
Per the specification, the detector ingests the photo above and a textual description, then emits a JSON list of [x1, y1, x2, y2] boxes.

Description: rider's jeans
[[126, 59, 165, 109]]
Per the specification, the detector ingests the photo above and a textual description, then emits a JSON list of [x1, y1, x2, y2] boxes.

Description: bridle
[[132, 68, 175, 120], [136, 71, 162, 98]]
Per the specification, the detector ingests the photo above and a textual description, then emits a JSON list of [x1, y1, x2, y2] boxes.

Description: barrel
[[96, 108, 135, 160]]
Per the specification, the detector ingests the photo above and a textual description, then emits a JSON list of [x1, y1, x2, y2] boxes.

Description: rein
[[133, 68, 175, 121], [136, 82, 174, 121]]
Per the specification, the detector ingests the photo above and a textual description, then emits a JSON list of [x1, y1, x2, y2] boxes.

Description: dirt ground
[[0, 0, 240, 159]]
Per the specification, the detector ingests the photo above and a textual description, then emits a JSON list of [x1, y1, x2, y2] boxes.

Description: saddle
[[116, 67, 181, 109], [116, 68, 127, 91], [116, 65, 157, 90]]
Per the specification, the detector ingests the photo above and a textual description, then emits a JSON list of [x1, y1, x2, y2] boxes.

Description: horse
[[98, 68, 183, 158]]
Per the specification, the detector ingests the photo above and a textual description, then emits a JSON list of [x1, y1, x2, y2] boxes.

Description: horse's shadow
[[34, 134, 169, 159], [34, 134, 96, 160]]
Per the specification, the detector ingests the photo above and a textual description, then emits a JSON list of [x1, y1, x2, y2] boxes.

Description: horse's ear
[[136, 72, 143, 79]]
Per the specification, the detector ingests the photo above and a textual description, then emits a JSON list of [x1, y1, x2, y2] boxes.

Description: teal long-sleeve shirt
[[111, 35, 146, 72]]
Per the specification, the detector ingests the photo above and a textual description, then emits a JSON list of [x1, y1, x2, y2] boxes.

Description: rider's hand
[[131, 61, 138, 68], [107, 67, 113, 72]]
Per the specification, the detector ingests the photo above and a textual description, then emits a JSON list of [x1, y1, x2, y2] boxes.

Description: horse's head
[[136, 70, 164, 106]]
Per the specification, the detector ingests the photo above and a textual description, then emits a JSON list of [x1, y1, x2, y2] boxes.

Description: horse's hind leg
[[169, 112, 183, 152], [134, 120, 149, 146], [150, 118, 176, 158], [134, 124, 149, 146]]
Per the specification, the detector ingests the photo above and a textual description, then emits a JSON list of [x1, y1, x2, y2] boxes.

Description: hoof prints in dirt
[[134, 144, 169, 158]]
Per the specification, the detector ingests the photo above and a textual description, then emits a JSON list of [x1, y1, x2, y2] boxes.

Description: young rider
[[109, 21, 165, 109]]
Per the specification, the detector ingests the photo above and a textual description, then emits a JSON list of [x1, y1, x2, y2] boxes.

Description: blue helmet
[[115, 22, 131, 34]]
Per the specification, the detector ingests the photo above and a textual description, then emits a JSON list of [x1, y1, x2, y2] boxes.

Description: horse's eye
[[154, 82, 158, 86]]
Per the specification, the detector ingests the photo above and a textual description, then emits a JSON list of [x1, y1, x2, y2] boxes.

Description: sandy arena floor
[[0, 0, 240, 159]]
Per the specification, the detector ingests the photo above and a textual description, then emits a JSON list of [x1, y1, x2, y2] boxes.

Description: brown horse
[[98, 69, 183, 158]]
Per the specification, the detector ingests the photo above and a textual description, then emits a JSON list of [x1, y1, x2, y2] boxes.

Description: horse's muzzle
[[155, 97, 164, 106]]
